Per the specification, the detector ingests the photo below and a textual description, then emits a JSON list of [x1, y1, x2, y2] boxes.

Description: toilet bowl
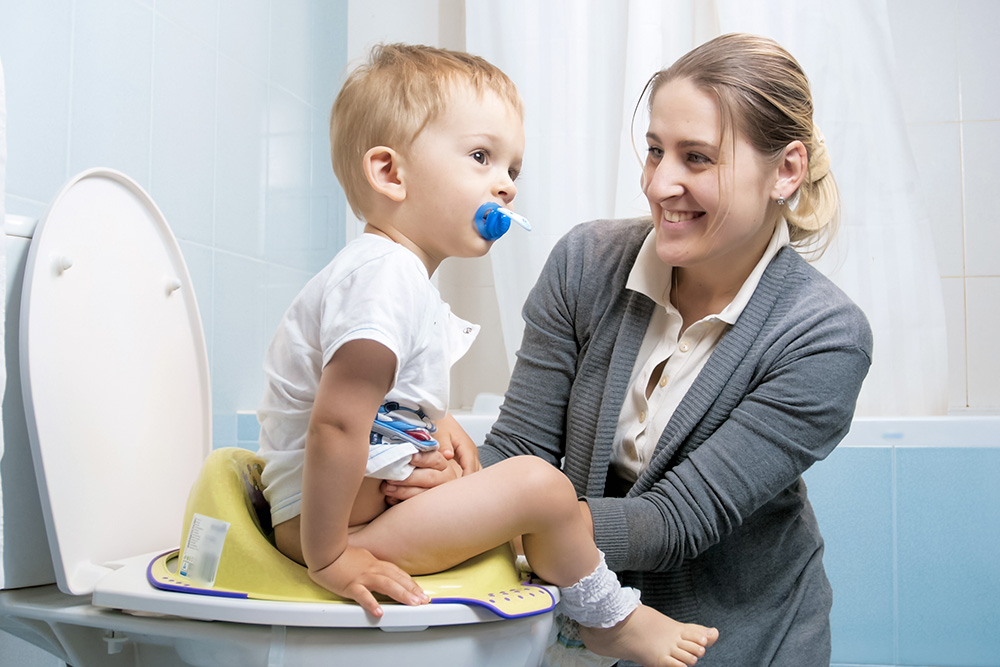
[[0, 168, 555, 667]]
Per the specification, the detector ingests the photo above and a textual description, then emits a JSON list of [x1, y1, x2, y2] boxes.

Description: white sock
[[556, 551, 641, 629]]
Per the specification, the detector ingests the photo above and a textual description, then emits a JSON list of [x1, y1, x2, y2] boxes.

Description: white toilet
[[0, 169, 554, 667]]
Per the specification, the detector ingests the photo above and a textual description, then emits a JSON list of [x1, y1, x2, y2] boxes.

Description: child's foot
[[578, 604, 719, 667]]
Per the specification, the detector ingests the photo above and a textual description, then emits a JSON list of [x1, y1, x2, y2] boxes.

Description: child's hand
[[308, 545, 429, 617], [380, 453, 462, 504], [434, 412, 481, 476]]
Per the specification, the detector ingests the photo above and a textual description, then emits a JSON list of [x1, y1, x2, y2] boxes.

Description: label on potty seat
[[179, 513, 230, 587]]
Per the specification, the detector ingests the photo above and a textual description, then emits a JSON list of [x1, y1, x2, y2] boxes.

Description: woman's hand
[[381, 452, 463, 504], [308, 545, 429, 617], [380, 412, 480, 504]]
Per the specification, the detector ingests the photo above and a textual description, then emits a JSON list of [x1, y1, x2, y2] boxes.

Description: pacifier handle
[[474, 203, 532, 241]]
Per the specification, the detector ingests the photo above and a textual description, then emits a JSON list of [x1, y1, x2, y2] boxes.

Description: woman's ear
[[772, 140, 808, 200], [363, 146, 406, 202]]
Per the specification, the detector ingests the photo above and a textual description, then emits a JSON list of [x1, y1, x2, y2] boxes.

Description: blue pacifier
[[474, 202, 532, 241]]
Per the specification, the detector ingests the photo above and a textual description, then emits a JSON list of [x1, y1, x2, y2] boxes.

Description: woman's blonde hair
[[642, 33, 838, 256], [330, 43, 523, 220]]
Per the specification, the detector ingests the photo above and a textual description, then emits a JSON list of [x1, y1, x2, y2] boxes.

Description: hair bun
[[809, 125, 831, 183]]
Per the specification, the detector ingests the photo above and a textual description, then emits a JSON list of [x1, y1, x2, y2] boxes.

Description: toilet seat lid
[[20, 168, 211, 596]]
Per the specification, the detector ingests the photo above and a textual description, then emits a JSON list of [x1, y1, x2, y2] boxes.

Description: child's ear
[[363, 146, 406, 202]]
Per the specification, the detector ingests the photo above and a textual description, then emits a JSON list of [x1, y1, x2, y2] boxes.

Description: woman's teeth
[[662, 211, 702, 223]]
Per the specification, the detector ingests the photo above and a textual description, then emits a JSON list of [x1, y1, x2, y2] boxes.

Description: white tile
[[312, 107, 337, 188], [219, 0, 270, 77], [886, 0, 960, 123], [178, 240, 215, 364], [957, 0, 1000, 121], [309, 0, 347, 111], [69, 0, 154, 186], [214, 57, 268, 258], [156, 0, 219, 48], [151, 17, 216, 246], [264, 192, 312, 267], [0, 0, 74, 203], [308, 193, 344, 271], [962, 121, 1000, 276], [212, 252, 268, 414], [269, 0, 311, 101], [906, 122, 964, 277], [2, 195, 47, 219], [940, 277, 968, 409], [267, 86, 311, 189], [966, 277, 1000, 409], [263, 263, 312, 341]]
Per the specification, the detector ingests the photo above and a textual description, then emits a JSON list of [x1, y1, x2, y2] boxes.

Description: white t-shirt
[[257, 234, 479, 523]]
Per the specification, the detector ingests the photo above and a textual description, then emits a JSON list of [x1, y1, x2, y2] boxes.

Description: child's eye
[[472, 150, 488, 164], [508, 167, 520, 181]]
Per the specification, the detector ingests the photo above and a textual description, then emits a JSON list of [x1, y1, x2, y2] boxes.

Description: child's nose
[[497, 176, 517, 204]]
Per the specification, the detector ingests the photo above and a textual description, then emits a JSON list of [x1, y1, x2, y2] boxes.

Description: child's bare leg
[[349, 456, 599, 583], [274, 477, 387, 565], [348, 456, 718, 665]]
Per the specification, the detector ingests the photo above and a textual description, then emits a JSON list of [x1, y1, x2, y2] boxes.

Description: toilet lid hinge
[[103, 629, 130, 654]]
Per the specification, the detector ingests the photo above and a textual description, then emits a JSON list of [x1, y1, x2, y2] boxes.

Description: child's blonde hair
[[642, 33, 838, 256], [331, 43, 524, 220]]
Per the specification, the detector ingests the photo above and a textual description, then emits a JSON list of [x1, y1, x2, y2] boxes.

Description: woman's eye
[[647, 146, 663, 161], [688, 152, 710, 165], [472, 151, 488, 164]]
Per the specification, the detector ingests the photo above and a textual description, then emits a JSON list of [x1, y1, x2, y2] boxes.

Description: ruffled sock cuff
[[556, 550, 641, 629]]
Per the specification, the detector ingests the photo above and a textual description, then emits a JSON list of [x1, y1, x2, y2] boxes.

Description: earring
[[776, 196, 786, 206]]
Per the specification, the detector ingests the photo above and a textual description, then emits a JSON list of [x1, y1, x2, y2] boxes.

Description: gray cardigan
[[479, 218, 873, 666]]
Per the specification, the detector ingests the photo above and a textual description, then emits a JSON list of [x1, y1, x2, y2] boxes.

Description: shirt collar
[[626, 219, 791, 322]]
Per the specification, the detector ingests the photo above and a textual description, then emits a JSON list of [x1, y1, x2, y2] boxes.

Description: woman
[[476, 33, 872, 666]]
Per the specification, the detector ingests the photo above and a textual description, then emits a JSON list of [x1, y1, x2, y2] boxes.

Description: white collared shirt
[[611, 221, 790, 483]]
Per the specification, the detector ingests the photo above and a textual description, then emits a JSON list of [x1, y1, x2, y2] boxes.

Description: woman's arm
[[588, 339, 871, 573]]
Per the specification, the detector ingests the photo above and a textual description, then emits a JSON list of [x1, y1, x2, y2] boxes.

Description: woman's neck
[[670, 233, 771, 329]]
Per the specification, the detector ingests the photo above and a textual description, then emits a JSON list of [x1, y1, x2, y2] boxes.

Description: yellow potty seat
[[148, 448, 555, 619]]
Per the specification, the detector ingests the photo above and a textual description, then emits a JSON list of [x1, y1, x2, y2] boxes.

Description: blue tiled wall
[[0, 0, 350, 452], [805, 432, 1000, 667]]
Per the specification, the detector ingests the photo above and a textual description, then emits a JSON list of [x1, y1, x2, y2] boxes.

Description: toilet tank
[[1, 213, 56, 589]]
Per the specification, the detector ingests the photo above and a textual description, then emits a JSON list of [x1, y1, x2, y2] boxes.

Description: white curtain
[[466, 0, 948, 416], [0, 56, 8, 584]]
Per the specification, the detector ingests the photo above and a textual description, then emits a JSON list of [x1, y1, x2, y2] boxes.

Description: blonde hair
[[330, 43, 524, 220], [642, 33, 838, 256]]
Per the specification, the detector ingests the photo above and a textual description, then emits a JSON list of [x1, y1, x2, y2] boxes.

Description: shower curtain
[[467, 0, 948, 416], [0, 57, 8, 585]]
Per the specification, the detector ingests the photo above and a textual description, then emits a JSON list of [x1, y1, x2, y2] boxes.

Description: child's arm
[[302, 338, 428, 616]]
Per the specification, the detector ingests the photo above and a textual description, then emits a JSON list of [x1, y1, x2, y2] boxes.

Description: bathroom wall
[[0, 1, 347, 663], [887, 0, 1000, 413], [0, 0, 348, 452], [441, 0, 1000, 415], [805, 417, 1000, 667]]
